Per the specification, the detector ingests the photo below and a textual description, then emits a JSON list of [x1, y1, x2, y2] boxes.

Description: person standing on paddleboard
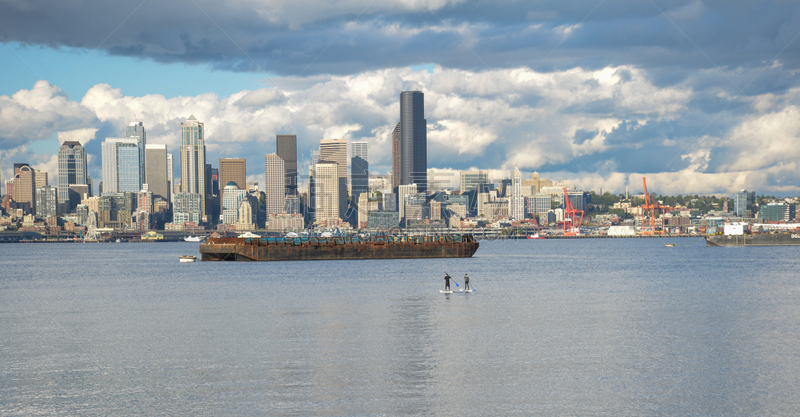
[[464, 273, 470, 290], [444, 273, 452, 291]]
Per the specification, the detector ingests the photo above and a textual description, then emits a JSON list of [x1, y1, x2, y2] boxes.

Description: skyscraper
[[510, 166, 524, 220], [180, 115, 206, 218], [144, 144, 169, 201], [13, 165, 36, 213], [102, 137, 140, 193], [320, 138, 348, 219], [314, 161, 339, 223], [400, 91, 427, 192], [219, 158, 245, 214], [350, 141, 369, 221], [126, 122, 146, 187], [166, 153, 174, 204], [276, 134, 297, 196], [391, 122, 401, 191], [265, 153, 285, 216], [58, 141, 89, 204]]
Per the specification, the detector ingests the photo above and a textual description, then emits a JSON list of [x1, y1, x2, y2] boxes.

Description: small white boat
[[184, 236, 202, 242], [179, 255, 197, 263], [238, 232, 261, 238]]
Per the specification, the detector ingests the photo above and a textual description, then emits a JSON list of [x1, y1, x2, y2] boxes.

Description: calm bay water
[[2, 238, 800, 415]]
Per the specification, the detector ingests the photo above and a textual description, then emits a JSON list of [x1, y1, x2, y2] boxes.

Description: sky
[[2, 0, 800, 196]]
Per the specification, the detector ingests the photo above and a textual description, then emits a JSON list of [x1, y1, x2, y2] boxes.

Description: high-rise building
[[350, 141, 369, 222], [144, 144, 169, 202], [219, 158, 245, 213], [510, 166, 524, 220], [460, 170, 488, 193], [35, 185, 57, 218], [314, 161, 340, 224], [276, 135, 297, 196], [222, 182, 247, 224], [126, 122, 146, 187], [58, 141, 88, 204], [13, 165, 36, 213], [166, 153, 174, 203], [102, 137, 140, 193], [734, 190, 756, 217], [397, 183, 417, 221], [180, 115, 206, 218], [265, 153, 285, 216], [400, 91, 427, 192], [34, 171, 48, 189], [173, 192, 202, 224], [320, 138, 348, 219], [391, 122, 401, 191]]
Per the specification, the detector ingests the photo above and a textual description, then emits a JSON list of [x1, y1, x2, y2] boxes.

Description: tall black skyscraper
[[400, 91, 427, 193], [276, 135, 297, 196]]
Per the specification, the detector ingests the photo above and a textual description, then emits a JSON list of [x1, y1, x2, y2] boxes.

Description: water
[[2, 238, 800, 415]]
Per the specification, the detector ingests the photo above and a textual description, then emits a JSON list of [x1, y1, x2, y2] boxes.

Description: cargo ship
[[199, 234, 479, 261], [705, 233, 800, 246]]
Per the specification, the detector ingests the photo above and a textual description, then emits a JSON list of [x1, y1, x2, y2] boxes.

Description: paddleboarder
[[464, 273, 470, 290], [444, 273, 452, 291]]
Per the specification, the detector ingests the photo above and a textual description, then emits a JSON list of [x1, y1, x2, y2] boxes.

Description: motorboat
[[184, 236, 203, 242], [238, 232, 261, 238], [179, 255, 197, 263]]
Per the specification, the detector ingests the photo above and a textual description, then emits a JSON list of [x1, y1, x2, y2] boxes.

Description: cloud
[[2, 63, 800, 195], [2, 0, 800, 84]]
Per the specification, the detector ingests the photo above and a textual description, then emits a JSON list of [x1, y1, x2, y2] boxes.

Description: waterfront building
[[58, 141, 89, 204], [527, 193, 552, 219], [222, 182, 247, 224], [758, 203, 796, 222], [102, 137, 140, 193], [320, 138, 348, 219], [144, 144, 169, 202], [447, 203, 467, 219], [12, 165, 36, 214], [404, 192, 429, 222], [267, 213, 304, 232], [510, 166, 524, 219], [566, 191, 591, 212], [391, 122, 401, 191], [431, 200, 442, 221], [368, 211, 399, 229], [219, 158, 245, 213], [126, 122, 147, 187], [314, 161, 340, 224], [264, 153, 285, 216], [180, 115, 206, 219], [276, 134, 298, 196], [399, 91, 427, 192], [460, 170, 488, 193], [173, 192, 202, 224], [35, 185, 57, 218]]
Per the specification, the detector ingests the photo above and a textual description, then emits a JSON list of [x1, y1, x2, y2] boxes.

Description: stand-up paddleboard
[[460, 289, 474, 292], [440, 290, 453, 294]]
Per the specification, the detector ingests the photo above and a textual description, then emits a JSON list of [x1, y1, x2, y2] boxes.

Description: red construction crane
[[562, 187, 584, 236], [641, 177, 664, 235]]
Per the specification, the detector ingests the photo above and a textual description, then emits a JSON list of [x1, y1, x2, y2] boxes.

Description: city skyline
[[3, 3, 800, 196]]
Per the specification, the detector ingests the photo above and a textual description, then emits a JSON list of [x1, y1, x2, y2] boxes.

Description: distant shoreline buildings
[[2, 91, 798, 238]]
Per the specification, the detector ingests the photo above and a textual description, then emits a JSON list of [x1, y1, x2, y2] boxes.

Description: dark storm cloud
[[2, 0, 800, 94]]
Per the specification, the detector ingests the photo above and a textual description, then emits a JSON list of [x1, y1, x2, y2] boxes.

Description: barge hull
[[705, 233, 800, 247], [200, 237, 479, 261]]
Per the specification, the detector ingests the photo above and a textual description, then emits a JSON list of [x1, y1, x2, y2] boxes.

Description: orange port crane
[[641, 177, 665, 235], [562, 187, 584, 235]]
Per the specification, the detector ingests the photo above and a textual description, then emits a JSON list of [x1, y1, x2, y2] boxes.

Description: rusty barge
[[199, 234, 479, 261]]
